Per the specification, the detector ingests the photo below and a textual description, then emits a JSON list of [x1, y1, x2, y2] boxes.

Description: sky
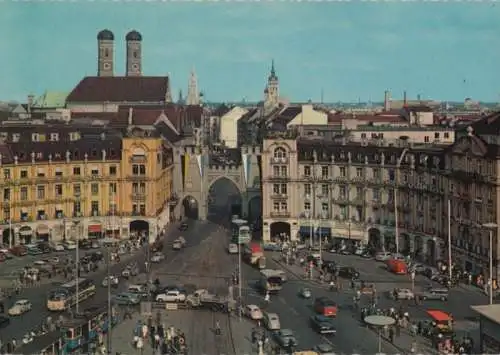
[[1, 2, 499, 103]]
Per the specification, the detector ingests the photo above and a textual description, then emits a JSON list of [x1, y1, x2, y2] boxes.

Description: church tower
[[264, 60, 279, 108], [186, 69, 200, 106], [97, 29, 114, 77], [126, 30, 142, 76]]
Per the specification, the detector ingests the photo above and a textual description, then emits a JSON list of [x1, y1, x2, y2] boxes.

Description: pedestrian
[[264, 292, 270, 303], [215, 320, 221, 335], [389, 327, 395, 343]]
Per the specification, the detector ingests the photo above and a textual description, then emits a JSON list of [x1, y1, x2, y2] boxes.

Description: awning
[[36, 224, 49, 235], [316, 227, 332, 237], [427, 310, 451, 322], [299, 226, 313, 236], [88, 224, 102, 233], [19, 226, 33, 236]]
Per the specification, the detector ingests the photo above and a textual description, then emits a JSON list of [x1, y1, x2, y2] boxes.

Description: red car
[[314, 297, 338, 317]]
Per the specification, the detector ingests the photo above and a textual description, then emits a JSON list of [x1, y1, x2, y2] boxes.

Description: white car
[[63, 241, 77, 250], [8, 299, 32, 316], [375, 251, 392, 261], [53, 244, 65, 252], [263, 312, 281, 330], [228, 244, 239, 254], [102, 276, 119, 287], [151, 252, 165, 263], [393, 288, 415, 300], [91, 241, 100, 249], [245, 305, 263, 320], [33, 260, 46, 266], [156, 290, 186, 303]]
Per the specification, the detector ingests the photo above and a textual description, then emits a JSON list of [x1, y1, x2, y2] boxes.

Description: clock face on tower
[[132, 64, 139, 70]]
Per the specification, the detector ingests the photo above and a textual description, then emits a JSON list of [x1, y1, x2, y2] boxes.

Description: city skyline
[[1, 2, 499, 103]]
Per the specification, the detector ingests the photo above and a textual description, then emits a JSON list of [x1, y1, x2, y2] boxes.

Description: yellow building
[[0, 124, 174, 247]]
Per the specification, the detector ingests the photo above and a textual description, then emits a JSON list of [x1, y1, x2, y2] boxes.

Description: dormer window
[[50, 133, 59, 142], [32, 133, 40, 142], [36, 152, 43, 159], [12, 133, 20, 142], [69, 132, 80, 141]]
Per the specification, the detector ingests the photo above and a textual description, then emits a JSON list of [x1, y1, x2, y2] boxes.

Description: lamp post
[[73, 220, 80, 315], [394, 148, 408, 255], [483, 222, 497, 305]]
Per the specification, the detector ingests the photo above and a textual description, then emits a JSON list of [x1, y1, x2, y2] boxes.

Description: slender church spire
[[186, 68, 200, 106], [177, 89, 184, 105], [165, 73, 172, 103], [264, 60, 279, 109]]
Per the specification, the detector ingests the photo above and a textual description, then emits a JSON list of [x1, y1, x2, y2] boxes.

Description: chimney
[[403, 91, 408, 107], [128, 107, 133, 125], [384, 90, 391, 111]]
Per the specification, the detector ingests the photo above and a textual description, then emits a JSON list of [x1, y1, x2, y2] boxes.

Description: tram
[[61, 305, 118, 353], [12, 331, 64, 355]]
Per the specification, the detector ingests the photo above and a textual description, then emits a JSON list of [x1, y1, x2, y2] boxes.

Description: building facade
[[261, 113, 500, 279], [0, 124, 174, 247]]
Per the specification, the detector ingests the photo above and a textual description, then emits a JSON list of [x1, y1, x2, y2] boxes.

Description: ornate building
[[0, 123, 174, 247], [261, 112, 500, 279], [264, 60, 279, 110]]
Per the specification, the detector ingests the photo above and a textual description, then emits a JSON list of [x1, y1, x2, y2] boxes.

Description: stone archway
[[270, 222, 291, 242], [182, 196, 199, 220], [368, 228, 382, 250], [401, 233, 411, 255], [426, 239, 436, 265], [414, 235, 424, 262], [247, 196, 261, 223], [130, 220, 150, 240], [207, 177, 242, 223], [2, 228, 14, 247]]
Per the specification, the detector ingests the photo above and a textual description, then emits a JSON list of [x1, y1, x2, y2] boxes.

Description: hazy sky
[[1, 2, 499, 103]]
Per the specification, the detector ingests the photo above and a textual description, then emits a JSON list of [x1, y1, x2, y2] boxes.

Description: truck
[[172, 237, 186, 250], [243, 242, 266, 269], [185, 289, 235, 312]]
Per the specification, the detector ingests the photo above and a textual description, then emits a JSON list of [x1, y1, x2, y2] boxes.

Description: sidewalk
[[228, 315, 257, 355]]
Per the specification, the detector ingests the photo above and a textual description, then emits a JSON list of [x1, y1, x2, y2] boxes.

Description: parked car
[[245, 305, 263, 320], [179, 223, 188, 231], [51, 243, 65, 252], [272, 329, 298, 348], [375, 251, 392, 262], [228, 244, 239, 254], [310, 315, 337, 335], [27, 247, 43, 256], [9, 245, 27, 257], [155, 290, 186, 303], [78, 239, 92, 250], [263, 312, 281, 330], [8, 300, 32, 316], [409, 263, 426, 274], [112, 293, 140, 306], [63, 241, 77, 250]]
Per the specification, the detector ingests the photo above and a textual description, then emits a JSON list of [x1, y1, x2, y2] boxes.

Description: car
[[151, 252, 165, 263], [63, 241, 77, 250], [91, 241, 100, 249], [272, 329, 298, 348], [392, 253, 406, 261], [375, 251, 392, 261], [310, 315, 337, 335], [263, 243, 281, 252], [314, 343, 336, 354], [418, 287, 449, 301], [27, 247, 43, 256], [314, 297, 337, 317], [52, 243, 65, 252], [245, 305, 263, 320], [263, 312, 281, 330], [392, 288, 415, 300], [0, 315, 10, 328], [78, 239, 92, 249], [354, 246, 368, 255], [299, 287, 312, 299], [0, 250, 13, 259], [179, 223, 188, 231], [228, 243, 239, 254], [338, 266, 360, 280], [156, 290, 186, 303], [113, 293, 140, 305], [102, 276, 119, 287], [8, 299, 32, 316], [33, 260, 46, 266], [361, 251, 373, 259], [409, 263, 426, 274]]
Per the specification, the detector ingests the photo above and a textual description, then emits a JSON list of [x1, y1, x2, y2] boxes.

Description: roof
[[126, 30, 142, 41], [470, 111, 500, 135], [115, 105, 183, 130], [155, 121, 182, 144], [97, 29, 114, 41], [471, 304, 500, 324], [426, 310, 450, 322], [13, 330, 61, 353], [328, 112, 407, 124], [66, 76, 169, 103], [33, 91, 68, 108]]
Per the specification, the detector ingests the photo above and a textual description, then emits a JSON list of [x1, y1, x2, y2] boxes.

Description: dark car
[[338, 266, 360, 280], [310, 315, 336, 335], [36, 242, 51, 254], [0, 315, 10, 328], [179, 223, 188, 231], [85, 251, 103, 262], [78, 239, 92, 250]]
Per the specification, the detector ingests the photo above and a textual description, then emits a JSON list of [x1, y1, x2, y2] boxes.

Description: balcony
[[267, 175, 289, 182], [331, 196, 349, 205], [129, 156, 147, 164], [131, 192, 147, 201], [127, 174, 147, 181], [269, 157, 289, 164], [270, 193, 287, 200], [270, 211, 291, 218], [73, 211, 83, 218], [350, 176, 366, 184], [301, 175, 314, 180], [333, 176, 348, 183]]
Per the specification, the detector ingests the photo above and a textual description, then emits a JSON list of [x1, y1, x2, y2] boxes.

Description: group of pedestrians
[[132, 319, 187, 354]]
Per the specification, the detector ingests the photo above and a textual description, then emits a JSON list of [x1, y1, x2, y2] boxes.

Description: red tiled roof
[[328, 113, 407, 124], [67, 76, 169, 103], [184, 105, 203, 127], [71, 112, 118, 120], [116, 105, 183, 130]]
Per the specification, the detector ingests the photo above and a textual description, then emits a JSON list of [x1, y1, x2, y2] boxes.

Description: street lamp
[[482, 222, 497, 305], [73, 220, 80, 315], [394, 148, 408, 255]]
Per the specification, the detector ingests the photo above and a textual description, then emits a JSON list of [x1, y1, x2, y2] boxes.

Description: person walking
[[215, 320, 221, 335]]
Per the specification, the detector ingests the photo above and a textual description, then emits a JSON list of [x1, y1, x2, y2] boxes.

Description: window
[[73, 167, 81, 175], [388, 169, 395, 181], [304, 166, 311, 176], [321, 184, 329, 196], [91, 201, 99, 213], [55, 184, 63, 197], [340, 205, 348, 220], [424, 136, 430, 143], [273, 184, 280, 194], [50, 133, 59, 141], [109, 183, 117, 195], [37, 186, 45, 199], [55, 168, 63, 176], [91, 169, 99, 176], [109, 166, 117, 175], [304, 202, 311, 211], [20, 187, 28, 201], [361, 133, 367, 139], [3, 169, 10, 180], [321, 203, 328, 212], [91, 183, 99, 195], [273, 166, 280, 177], [444, 132, 450, 139], [339, 185, 347, 198], [304, 184, 311, 195], [321, 166, 328, 178], [273, 147, 287, 159], [73, 201, 81, 214], [340, 167, 346, 177], [132, 164, 146, 175], [12, 133, 20, 142], [373, 169, 381, 179], [37, 168, 45, 177], [356, 187, 363, 199], [272, 184, 287, 195], [280, 166, 287, 177], [280, 202, 288, 211], [32, 133, 40, 142], [74, 184, 81, 196], [132, 204, 139, 215], [273, 202, 280, 212], [140, 204, 146, 215], [434, 132, 440, 139], [356, 168, 363, 177], [373, 188, 380, 201], [20, 170, 28, 179], [3, 206, 10, 220]]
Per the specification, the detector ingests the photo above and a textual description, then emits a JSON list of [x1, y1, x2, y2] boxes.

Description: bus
[[231, 219, 251, 244], [258, 269, 283, 294], [47, 278, 96, 311]]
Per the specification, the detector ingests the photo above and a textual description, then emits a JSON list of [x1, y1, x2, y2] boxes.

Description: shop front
[[19, 226, 33, 244], [88, 221, 102, 239], [36, 224, 50, 242], [316, 227, 332, 241], [298, 226, 314, 241], [105, 225, 120, 238]]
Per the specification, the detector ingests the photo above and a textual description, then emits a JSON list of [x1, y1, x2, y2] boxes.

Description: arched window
[[273, 147, 287, 159], [104, 48, 109, 57]]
